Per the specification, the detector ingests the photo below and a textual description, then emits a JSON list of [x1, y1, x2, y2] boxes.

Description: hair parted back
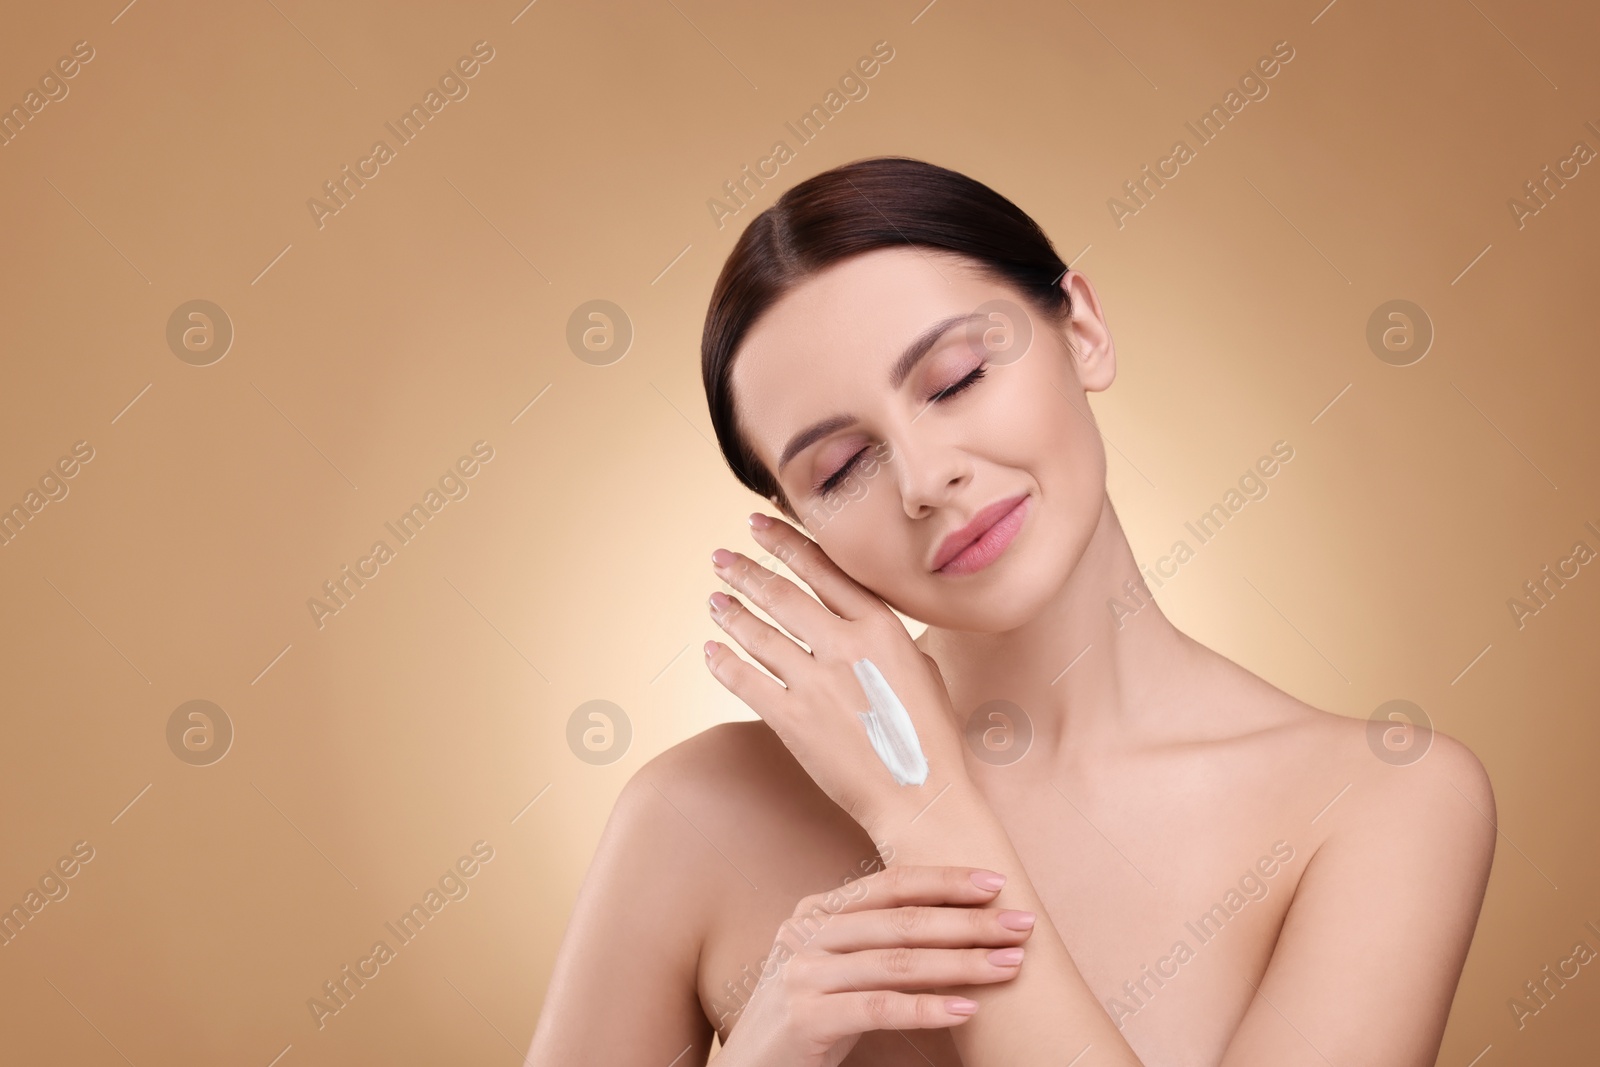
[[700, 155, 1074, 521]]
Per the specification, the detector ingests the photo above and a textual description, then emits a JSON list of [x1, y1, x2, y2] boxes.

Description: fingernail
[[712, 548, 737, 568], [996, 910, 1035, 931], [970, 870, 1006, 891], [747, 512, 773, 529], [946, 997, 980, 1016], [709, 592, 732, 613], [704, 641, 718, 658], [987, 947, 1025, 966]]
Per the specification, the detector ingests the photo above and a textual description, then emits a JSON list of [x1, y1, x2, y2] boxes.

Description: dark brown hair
[[701, 155, 1074, 521]]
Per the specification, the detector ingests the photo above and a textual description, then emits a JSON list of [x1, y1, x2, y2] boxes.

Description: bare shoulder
[[631, 719, 796, 797], [620, 720, 872, 887], [1278, 696, 1493, 830], [1322, 707, 1496, 867], [1231, 671, 1496, 870], [1195, 644, 1494, 855], [626, 719, 827, 824]]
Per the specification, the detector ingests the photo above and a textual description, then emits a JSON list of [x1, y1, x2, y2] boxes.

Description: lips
[[930, 492, 1030, 572]]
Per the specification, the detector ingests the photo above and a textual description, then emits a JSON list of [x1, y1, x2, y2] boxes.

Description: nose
[[889, 425, 973, 520]]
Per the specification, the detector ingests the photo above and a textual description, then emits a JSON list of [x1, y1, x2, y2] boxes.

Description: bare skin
[[527, 249, 1495, 1066]]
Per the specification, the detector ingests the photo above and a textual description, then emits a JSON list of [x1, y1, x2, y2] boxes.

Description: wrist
[[868, 775, 999, 866]]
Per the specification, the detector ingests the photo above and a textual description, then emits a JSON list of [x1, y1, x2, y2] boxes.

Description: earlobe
[[1076, 334, 1117, 394]]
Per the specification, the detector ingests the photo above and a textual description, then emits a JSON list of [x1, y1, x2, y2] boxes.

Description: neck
[[916, 493, 1204, 759]]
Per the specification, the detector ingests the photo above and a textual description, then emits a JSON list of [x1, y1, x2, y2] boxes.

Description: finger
[[748, 513, 885, 623], [814, 990, 981, 1040], [788, 865, 1008, 922], [709, 592, 809, 685], [802, 905, 1035, 954], [805, 945, 1024, 993], [703, 640, 787, 720], [713, 548, 836, 652]]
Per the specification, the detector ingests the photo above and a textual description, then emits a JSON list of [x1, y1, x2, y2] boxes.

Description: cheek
[[991, 361, 1105, 494], [983, 364, 1107, 592], [804, 500, 925, 613]]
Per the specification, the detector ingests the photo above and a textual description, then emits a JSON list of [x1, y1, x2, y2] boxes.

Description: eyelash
[[812, 366, 989, 496]]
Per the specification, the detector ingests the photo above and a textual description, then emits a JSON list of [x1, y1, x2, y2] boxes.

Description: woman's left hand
[[704, 512, 971, 837]]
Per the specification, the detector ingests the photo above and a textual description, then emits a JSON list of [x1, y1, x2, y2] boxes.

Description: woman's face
[[729, 246, 1118, 631]]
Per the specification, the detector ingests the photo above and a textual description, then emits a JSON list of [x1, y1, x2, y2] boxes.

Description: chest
[[698, 768, 1315, 1067]]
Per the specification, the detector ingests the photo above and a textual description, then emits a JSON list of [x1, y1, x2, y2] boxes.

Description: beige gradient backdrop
[[1, 0, 1596, 1063]]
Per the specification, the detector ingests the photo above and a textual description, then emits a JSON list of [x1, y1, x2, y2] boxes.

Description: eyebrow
[[775, 312, 982, 474]]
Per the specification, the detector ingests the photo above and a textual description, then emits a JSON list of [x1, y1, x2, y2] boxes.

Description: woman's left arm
[[873, 735, 1497, 1067], [1217, 733, 1496, 1066]]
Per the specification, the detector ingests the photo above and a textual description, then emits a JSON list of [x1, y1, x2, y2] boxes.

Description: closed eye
[[927, 364, 987, 403], [811, 366, 989, 496]]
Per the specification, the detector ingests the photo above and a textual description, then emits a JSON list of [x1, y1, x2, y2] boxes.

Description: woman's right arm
[[524, 770, 715, 1066], [525, 757, 1032, 1067]]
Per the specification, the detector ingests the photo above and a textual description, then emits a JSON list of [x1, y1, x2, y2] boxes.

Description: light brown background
[[2, 0, 1597, 1063]]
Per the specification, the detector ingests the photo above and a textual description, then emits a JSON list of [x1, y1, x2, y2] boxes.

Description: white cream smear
[[852, 657, 929, 786]]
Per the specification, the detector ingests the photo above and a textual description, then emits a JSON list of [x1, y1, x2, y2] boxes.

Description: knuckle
[[787, 901, 831, 947], [788, 896, 828, 930], [783, 953, 816, 987], [792, 538, 825, 569], [886, 905, 923, 938], [881, 945, 916, 977], [748, 563, 781, 596], [863, 990, 894, 1024], [764, 582, 794, 615], [913, 994, 942, 1027], [789, 895, 825, 925]]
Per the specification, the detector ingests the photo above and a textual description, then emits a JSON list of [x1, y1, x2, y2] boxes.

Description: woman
[[526, 156, 1495, 1066]]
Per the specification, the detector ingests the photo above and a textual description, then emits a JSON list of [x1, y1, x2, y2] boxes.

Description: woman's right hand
[[714, 864, 1035, 1067]]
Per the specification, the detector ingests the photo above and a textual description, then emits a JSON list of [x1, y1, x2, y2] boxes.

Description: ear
[[1056, 269, 1116, 394]]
